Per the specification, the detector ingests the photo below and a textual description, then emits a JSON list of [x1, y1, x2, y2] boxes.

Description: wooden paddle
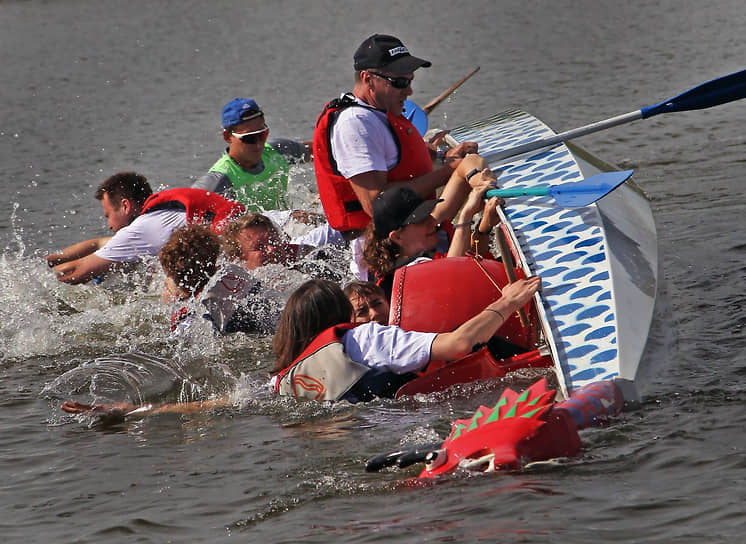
[[422, 66, 480, 115], [494, 225, 529, 327]]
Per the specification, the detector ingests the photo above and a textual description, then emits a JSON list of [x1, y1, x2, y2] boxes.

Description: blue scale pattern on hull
[[450, 110, 620, 390]]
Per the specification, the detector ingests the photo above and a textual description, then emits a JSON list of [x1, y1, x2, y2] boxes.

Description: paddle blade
[[487, 170, 634, 207], [403, 100, 428, 136], [641, 69, 746, 118], [549, 169, 634, 207]]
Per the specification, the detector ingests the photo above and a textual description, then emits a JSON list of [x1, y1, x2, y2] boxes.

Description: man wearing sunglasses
[[192, 98, 310, 212], [314, 34, 484, 280]]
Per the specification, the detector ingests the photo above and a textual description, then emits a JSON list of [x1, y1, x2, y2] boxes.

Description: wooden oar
[[422, 66, 480, 115], [486, 170, 634, 207], [494, 226, 529, 327], [404, 67, 481, 136], [483, 69, 746, 162]]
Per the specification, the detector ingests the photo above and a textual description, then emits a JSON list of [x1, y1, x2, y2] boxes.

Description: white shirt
[[94, 209, 187, 262], [342, 322, 437, 374], [267, 322, 437, 391], [330, 96, 399, 178]]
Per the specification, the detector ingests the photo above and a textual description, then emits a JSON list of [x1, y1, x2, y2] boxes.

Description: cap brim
[[402, 198, 443, 226], [384, 55, 432, 74]]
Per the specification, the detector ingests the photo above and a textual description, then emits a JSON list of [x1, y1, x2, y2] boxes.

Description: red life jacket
[[140, 188, 245, 234], [313, 95, 434, 232]]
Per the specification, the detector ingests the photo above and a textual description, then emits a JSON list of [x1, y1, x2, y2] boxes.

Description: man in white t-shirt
[[46, 172, 187, 284], [313, 34, 485, 279]]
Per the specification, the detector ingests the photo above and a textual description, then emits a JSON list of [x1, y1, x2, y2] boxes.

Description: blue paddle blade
[[641, 69, 746, 119], [403, 100, 428, 136], [549, 170, 634, 207], [486, 170, 634, 207]]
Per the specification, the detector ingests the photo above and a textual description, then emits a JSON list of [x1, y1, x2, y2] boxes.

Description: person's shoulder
[[192, 171, 232, 194], [336, 102, 386, 124], [333, 105, 390, 144], [268, 138, 306, 162], [203, 262, 260, 299], [345, 321, 387, 340]]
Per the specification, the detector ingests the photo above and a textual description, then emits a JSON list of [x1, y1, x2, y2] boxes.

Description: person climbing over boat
[[46, 172, 245, 285], [160, 223, 279, 335], [312, 33, 483, 279], [343, 280, 390, 325], [363, 168, 502, 299], [192, 98, 309, 211], [60, 275, 540, 419]]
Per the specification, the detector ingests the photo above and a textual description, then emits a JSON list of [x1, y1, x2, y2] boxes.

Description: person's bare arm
[[431, 155, 491, 224], [61, 395, 234, 423], [347, 143, 483, 218], [52, 254, 117, 285], [430, 276, 541, 361], [445, 169, 497, 258], [45, 237, 112, 267], [470, 196, 503, 257]]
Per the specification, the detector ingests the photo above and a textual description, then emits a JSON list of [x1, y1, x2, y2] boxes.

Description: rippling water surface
[[1, 1, 745, 542]]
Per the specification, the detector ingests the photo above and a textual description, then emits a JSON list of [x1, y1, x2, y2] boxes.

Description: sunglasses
[[232, 126, 269, 144], [368, 71, 413, 89]]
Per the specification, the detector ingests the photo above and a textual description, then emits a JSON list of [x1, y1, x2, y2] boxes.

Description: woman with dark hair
[[363, 168, 501, 298], [270, 276, 540, 403]]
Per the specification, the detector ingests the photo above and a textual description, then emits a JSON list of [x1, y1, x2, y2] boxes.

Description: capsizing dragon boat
[[390, 108, 657, 407]]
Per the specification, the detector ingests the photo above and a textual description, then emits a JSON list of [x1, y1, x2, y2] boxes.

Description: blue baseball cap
[[222, 98, 264, 128]]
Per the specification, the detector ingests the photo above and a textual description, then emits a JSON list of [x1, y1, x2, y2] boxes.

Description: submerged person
[[343, 280, 390, 325], [192, 98, 309, 211], [222, 212, 316, 270], [222, 212, 346, 282], [60, 276, 541, 418], [46, 171, 244, 285], [363, 172, 501, 298], [160, 224, 278, 335]]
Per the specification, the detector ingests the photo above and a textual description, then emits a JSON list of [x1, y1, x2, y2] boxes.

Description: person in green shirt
[[192, 98, 310, 211]]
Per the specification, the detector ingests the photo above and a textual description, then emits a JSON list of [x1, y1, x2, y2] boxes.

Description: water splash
[[41, 351, 203, 405]]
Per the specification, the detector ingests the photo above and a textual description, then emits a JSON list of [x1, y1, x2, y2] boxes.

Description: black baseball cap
[[354, 34, 432, 75], [373, 186, 442, 237]]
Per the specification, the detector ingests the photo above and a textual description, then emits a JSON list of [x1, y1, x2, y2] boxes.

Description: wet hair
[[271, 279, 353, 373], [343, 280, 387, 303], [222, 212, 280, 260], [159, 224, 221, 296], [94, 171, 153, 210], [362, 222, 401, 279]]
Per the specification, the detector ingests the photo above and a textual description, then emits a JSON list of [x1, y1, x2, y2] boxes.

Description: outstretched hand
[[61, 400, 136, 424], [45, 253, 66, 267]]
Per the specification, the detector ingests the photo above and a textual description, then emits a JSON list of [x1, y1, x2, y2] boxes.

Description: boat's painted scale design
[[447, 110, 657, 397]]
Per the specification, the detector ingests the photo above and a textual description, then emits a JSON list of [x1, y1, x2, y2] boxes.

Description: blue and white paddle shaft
[[484, 70, 746, 162]]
